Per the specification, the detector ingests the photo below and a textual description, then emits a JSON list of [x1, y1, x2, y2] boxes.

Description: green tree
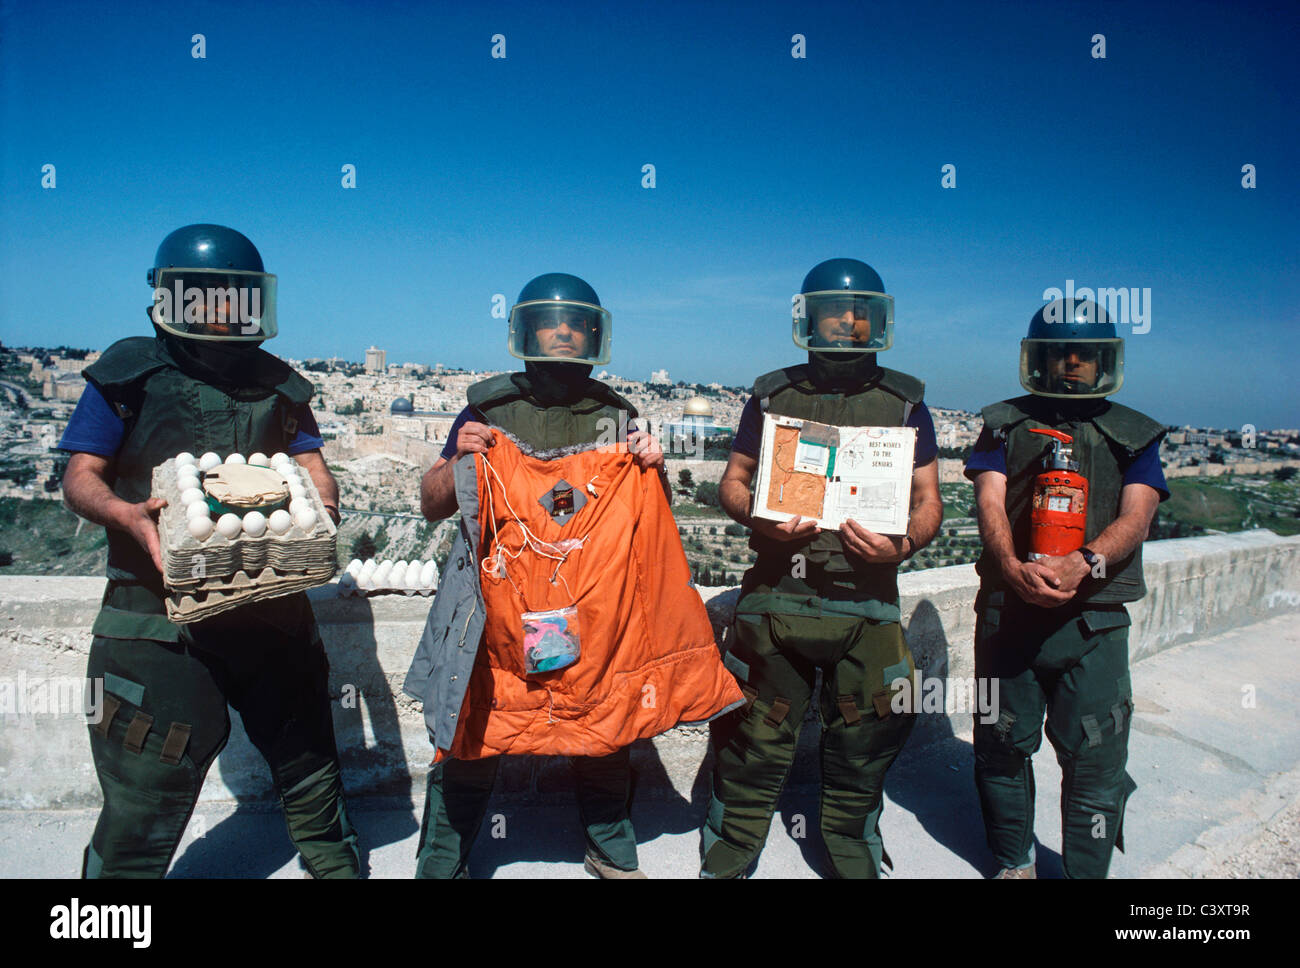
[[678, 468, 694, 489], [1273, 466, 1297, 482], [694, 481, 720, 506]]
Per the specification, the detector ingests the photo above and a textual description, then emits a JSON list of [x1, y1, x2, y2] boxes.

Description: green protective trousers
[[972, 590, 1136, 879], [83, 591, 360, 879], [414, 746, 638, 878], [701, 602, 916, 879]]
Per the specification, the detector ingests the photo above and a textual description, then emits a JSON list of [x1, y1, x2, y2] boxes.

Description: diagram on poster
[[752, 415, 915, 534]]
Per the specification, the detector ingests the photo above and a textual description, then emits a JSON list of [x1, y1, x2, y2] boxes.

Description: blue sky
[[1, 0, 1295, 427]]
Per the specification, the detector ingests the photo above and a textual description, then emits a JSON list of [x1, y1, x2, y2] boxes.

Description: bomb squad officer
[[700, 258, 943, 878], [964, 297, 1167, 878], [59, 224, 358, 878]]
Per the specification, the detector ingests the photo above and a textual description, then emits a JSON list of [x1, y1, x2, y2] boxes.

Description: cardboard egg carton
[[152, 457, 338, 623]]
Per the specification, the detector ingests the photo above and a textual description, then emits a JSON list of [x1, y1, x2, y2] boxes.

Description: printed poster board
[[751, 414, 915, 535]]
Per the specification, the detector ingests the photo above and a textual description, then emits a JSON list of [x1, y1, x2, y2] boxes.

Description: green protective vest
[[747, 363, 925, 611], [82, 336, 315, 640], [467, 372, 637, 450], [977, 394, 1166, 604]]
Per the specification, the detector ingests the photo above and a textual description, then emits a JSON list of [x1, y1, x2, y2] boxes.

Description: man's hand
[[750, 514, 820, 543], [1036, 552, 1091, 598], [999, 557, 1075, 608], [841, 519, 905, 563], [627, 430, 664, 472], [453, 421, 495, 460], [124, 497, 168, 574]]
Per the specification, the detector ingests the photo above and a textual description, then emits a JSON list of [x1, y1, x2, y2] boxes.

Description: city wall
[[1, 531, 1297, 808]]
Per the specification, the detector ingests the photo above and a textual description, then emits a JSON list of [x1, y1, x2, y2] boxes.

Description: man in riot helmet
[[964, 297, 1167, 878], [59, 224, 358, 878], [407, 272, 669, 879], [699, 258, 944, 878]]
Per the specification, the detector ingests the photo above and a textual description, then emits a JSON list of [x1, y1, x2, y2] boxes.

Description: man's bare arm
[[293, 449, 340, 524], [1037, 483, 1162, 595], [972, 469, 1073, 607], [62, 452, 167, 574], [421, 421, 496, 522]]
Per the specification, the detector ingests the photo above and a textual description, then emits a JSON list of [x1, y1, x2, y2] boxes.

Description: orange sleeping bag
[[447, 431, 744, 761]]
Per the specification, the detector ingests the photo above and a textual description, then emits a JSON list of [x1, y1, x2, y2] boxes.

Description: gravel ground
[[1202, 794, 1300, 878]]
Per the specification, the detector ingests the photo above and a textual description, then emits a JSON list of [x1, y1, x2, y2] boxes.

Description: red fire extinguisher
[[1027, 428, 1088, 560]]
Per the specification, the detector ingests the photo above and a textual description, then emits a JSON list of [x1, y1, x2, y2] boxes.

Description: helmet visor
[[793, 291, 893, 352], [151, 268, 278, 341], [508, 299, 611, 364], [1019, 338, 1124, 398]]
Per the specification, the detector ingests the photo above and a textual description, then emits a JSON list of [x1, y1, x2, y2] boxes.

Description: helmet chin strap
[[807, 350, 879, 392], [524, 359, 593, 405]]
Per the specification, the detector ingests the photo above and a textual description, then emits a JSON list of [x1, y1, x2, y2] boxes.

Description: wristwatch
[[1078, 546, 1100, 569], [902, 534, 916, 559]]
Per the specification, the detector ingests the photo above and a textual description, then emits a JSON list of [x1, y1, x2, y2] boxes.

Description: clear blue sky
[[2, 0, 1295, 428]]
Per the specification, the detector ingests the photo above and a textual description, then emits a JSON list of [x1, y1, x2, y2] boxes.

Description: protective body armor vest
[[748, 364, 924, 605], [977, 395, 1165, 604], [467, 371, 637, 450], [82, 337, 314, 633]]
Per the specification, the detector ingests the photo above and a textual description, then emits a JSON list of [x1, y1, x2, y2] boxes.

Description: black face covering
[[807, 350, 880, 393], [523, 359, 594, 405], [149, 311, 261, 387]]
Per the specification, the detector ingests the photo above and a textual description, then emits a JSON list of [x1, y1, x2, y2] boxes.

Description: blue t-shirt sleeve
[[1123, 439, 1170, 501], [731, 396, 763, 459], [58, 382, 124, 456], [286, 404, 325, 455], [964, 425, 1007, 479], [439, 406, 479, 461], [908, 402, 938, 467]]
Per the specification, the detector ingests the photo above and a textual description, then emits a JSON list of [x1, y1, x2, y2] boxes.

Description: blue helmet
[[508, 272, 611, 365], [793, 258, 894, 353], [147, 224, 277, 342], [1020, 297, 1124, 398]]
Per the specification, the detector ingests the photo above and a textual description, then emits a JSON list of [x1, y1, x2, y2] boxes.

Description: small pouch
[[522, 606, 581, 675]]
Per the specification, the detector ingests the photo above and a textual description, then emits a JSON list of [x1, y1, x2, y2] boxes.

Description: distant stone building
[[365, 346, 387, 374]]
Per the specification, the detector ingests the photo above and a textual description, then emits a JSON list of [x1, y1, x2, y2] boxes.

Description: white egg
[[270, 452, 289, 466], [175, 452, 196, 467], [187, 515, 214, 540], [199, 452, 222, 472], [180, 487, 205, 506], [288, 497, 310, 516], [372, 560, 393, 586], [185, 501, 211, 520], [419, 561, 437, 587], [346, 559, 362, 577], [288, 483, 307, 500], [225, 453, 246, 465], [268, 509, 293, 534], [359, 559, 377, 583], [293, 507, 317, 532], [248, 452, 270, 466], [242, 511, 267, 536], [281, 466, 301, 483], [216, 513, 243, 539], [177, 472, 201, 492], [405, 561, 423, 589]]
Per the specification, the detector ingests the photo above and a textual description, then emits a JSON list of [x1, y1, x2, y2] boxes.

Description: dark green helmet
[[147, 224, 277, 342], [508, 272, 611, 364], [793, 258, 893, 352], [1020, 297, 1124, 398]]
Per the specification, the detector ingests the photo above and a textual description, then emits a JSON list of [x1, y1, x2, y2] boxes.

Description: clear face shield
[[149, 268, 278, 341], [1019, 339, 1124, 398], [793, 291, 894, 352], [508, 299, 611, 364]]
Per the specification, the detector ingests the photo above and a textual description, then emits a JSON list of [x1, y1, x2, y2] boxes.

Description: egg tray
[[164, 565, 337, 624], [337, 584, 436, 598], [152, 459, 337, 597]]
